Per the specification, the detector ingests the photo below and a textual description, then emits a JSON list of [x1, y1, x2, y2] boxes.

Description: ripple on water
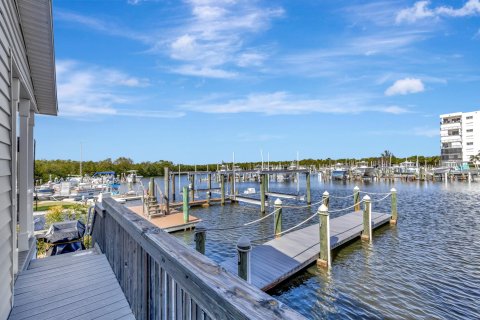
[[168, 178, 480, 319]]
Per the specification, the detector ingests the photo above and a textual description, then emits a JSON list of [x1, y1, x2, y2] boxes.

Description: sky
[[35, 0, 480, 164]]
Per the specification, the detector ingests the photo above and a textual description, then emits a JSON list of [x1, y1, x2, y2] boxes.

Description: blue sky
[[36, 0, 480, 163]]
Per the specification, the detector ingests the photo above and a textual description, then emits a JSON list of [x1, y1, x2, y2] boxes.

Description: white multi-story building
[[440, 111, 480, 164]]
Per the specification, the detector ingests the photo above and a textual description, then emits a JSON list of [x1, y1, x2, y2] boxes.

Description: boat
[[332, 163, 348, 180], [354, 161, 375, 177], [126, 170, 142, 183], [243, 187, 256, 194]]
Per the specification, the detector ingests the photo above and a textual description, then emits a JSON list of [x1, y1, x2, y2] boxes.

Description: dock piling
[[207, 173, 212, 205], [353, 186, 360, 211], [306, 172, 311, 205], [183, 186, 189, 223], [317, 204, 330, 269], [237, 236, 252, 283], [260, 174, 266, 214], [164, 167, 170, 214], [220, 174, 225, 205], [194, 223, 206, 254], [322, 191, 329, 208], [390, 188, 397, 225], [274, 198, 282, 238], [361, 195, 372, 242]]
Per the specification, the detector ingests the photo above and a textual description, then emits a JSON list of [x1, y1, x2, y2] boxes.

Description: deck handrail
[[91, 196, 304, 320]]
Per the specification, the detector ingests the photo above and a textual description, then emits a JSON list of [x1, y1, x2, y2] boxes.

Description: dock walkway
[[9, 249, 135, 320], [221, 210, 391, 291]]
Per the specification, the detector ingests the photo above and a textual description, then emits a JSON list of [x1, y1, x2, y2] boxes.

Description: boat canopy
[[92, 171, 116, 176]]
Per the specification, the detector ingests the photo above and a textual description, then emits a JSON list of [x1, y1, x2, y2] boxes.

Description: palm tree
[[470, 151, 480, 170], [381, 150, 394, 167]]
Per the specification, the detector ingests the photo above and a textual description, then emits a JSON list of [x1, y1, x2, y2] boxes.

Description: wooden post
[[189, 174, 195, 201], [207, 172, 212, 204], [306, 172, 311, 205], [353, 186, 360, 211], [220, 174, 225, 205], [390, 188, 397, 225], [148, 177, 155, 198], [237, 236, 251, 283], [194, 223, 206, 254], [230, 173, 235, 198], [260, 174, 266, 214], [361, 195, 372, 242], [183, 186, 189, 223], [317, 204, 330, 269], [322, 191, 329, 208], [164, 167, 170, 214], [274, 198, 282, 238], [171, 172, 176, 201]]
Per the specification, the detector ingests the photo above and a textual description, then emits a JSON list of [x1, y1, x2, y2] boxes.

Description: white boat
[[243, 187, 256, 194], [332, 163, 348, 180], [354, 161, 375, 177]]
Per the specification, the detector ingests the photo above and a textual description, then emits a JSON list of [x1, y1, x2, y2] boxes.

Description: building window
[[466, 116, 473, 119], [467, 142, 473, 145], [467, 129, 473, 132]]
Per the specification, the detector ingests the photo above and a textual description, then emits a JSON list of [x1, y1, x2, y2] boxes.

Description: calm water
[[136, 175, 480, 319]]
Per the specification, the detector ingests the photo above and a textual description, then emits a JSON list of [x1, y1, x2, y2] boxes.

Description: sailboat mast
[[80, 142, 83, 182]]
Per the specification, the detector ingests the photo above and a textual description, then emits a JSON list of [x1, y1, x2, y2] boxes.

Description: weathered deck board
[[221, 211, 391, 291], [8, 249, 135, 320]]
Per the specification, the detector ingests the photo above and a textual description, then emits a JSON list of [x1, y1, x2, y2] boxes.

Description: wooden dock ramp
[[221, 210, 391, 291], [266, 191, 304, 200]]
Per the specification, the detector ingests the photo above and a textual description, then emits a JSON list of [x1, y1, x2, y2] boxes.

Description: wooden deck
[[221, 211, 391, 291], [9, 249, 135, 320], [128, 205, 201, 232]]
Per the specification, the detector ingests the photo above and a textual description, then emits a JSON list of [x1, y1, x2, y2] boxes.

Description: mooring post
[[190, 173, 195, 201], [317, 204, 330, 269], [148, 177, 155, 198], [361, 195, 372, 242], [183, 186, 189, 223], [164, 167, 170, 214], [390, 188, 397, 225], [220, 174, 225, 205], [322, 191, 329, 208], [274, 198, 283, 238], [260, 174, 266, 214], [207, 172, 212, 204], [237, 236, 252, 283], [230, 173, 235, 199], [171, 172, 176, 201], [353, 186, 360, 211], [306, 172, 311, 205], [194, 223, 206, 254]]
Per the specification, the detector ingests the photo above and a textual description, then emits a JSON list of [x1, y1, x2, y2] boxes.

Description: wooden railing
[[91, 196, 304, 320]]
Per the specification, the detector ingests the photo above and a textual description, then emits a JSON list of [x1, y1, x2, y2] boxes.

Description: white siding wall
[[0, 0, 36, 319]]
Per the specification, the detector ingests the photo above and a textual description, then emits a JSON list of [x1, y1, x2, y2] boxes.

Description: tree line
[[34, 151, 441, 182]]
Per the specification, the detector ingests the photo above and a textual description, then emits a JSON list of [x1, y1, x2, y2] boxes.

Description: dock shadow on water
[[170, 178, 480, 320]]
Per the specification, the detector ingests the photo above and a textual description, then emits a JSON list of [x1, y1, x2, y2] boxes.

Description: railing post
[[183, 186, 189, 223], [390, 188, 397, 225], [260, 174, 266, 214], [322, 191, 329, 208], [306, 172, 311, 205], [194, 223, 206, 254], [274, 198, 282, 238], [237, 236, 251, 283], [317, 204, 330, 269], [353, 186, 360, 211], [361, 195, 372, 242], [148, 177, 155, 198], [220, 174, 225, 205]]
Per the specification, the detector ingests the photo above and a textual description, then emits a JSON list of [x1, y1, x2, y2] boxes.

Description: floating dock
[[127, 205, 200, 233], [221, 210, 391, 291]]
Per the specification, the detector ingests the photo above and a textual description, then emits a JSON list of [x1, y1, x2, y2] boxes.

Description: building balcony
[[440, 122, 461, 130]]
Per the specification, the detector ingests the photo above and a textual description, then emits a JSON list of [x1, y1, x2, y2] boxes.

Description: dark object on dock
[[45, 220, 85, 256]]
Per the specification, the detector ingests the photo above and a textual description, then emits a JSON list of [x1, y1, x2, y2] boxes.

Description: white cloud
[[180, 91, 410, 115], [396, 0, 480, 24], [171, 65, 237, 78], [385, 78, 425, 96], [56, 60, 184, 119]]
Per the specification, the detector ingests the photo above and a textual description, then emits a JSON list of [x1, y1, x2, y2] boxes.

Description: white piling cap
[[390, 188, 397, 192], [237, 236, 251, 250], [319, 204, 328, 213], [274, 198, 282, 205], [354, 186, 359, 191], [362, 195, 371, 201], [323, 191, 329, 195]]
